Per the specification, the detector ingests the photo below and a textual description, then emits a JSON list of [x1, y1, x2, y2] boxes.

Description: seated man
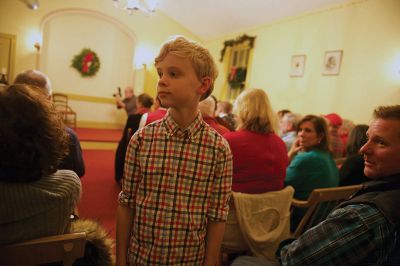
[[279, 112, 299, 151], [233, 105, 400, 265], [199, 95, 230, 135], [325, 113, 345, 158], [14, 70, 85, 177]]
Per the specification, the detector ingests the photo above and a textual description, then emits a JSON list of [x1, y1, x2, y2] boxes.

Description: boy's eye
[[157, 71, 163, 78], [169, 71, 178, 78]]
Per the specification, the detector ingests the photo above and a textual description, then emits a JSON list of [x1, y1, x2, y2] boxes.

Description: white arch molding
[[38, 8, 139, 127]]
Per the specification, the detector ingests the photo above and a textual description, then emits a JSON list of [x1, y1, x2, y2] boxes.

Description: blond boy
[[116, 36, 233, 265]]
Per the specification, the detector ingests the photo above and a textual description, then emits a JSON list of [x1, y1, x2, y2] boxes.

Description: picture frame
[[290, 54, 306, 77], [322, 50, 343, 75]]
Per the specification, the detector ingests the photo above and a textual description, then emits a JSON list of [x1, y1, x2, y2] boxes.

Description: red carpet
[[75, 128, 122, 142], [77, 149, 120, 239]]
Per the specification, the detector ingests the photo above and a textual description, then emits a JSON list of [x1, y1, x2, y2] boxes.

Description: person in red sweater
[[224, 88, 288, 193]]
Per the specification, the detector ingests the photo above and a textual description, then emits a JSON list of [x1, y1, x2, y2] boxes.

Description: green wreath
[[71, 48, 100, 77]]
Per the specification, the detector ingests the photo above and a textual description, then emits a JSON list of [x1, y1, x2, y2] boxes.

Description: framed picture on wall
[[322, 50, 343, 75], [290, 55, 306, 77]]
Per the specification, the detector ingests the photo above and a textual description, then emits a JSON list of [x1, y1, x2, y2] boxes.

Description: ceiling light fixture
[[112, 0, 158, 16]]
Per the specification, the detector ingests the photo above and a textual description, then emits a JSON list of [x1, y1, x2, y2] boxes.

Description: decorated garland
[[71, 48, 100, 77]]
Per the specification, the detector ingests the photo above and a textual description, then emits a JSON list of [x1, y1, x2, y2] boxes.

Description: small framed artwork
[[290, 55, 306, 77], [322, 50, 343, 75]]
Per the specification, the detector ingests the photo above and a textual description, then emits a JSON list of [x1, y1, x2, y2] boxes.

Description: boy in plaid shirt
[[116, 36, 233, 266]]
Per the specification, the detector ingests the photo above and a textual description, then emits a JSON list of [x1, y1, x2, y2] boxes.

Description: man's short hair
[[283, 112, 299, 131], [14, 70, 52, 97], [373, 105, 400, 120], [155, 36, 218, 100]]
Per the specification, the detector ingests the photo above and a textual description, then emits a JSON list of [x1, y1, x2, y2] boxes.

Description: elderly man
[[233, 105, 400, 265], [279, 112, 299, 151], [14, 70, 85, 177], [114, 86, 137, 115]]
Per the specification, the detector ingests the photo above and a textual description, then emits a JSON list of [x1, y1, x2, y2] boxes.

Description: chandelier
[[112, 0, 158, 16]]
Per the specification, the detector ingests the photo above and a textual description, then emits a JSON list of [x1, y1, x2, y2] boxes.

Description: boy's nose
[[158, 77, 167, 87]]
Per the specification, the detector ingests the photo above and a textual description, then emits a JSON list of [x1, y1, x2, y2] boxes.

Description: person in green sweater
[[285, 114, 339, 231]]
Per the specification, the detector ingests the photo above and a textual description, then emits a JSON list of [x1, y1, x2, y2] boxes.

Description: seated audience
[[233, 105, 400, 265], [285, 115, 339, 230], [0, 84, 81, 244], [339, 124, 369, 186], [115, 93, 154, 183], [138, 96, 168, 128], [199, 95, 230, 135], [338, 118, 355, 148], [215, 99, 236, 131], [224, 88, 288, 194], [324, 113, 345, 158], [13, 70, 85, 177], [279, 111, 300, 151]]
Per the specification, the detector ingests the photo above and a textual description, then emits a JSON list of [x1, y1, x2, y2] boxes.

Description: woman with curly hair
[[0, 84, 81, 244]]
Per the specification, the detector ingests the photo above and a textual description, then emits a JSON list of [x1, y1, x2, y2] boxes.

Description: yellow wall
[[207, 0, 400, 124], [2, 0, 399, 125], [0, 0, 199, 127]]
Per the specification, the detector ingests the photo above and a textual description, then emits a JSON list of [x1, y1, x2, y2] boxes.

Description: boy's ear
[[198, 77, 211, 96]]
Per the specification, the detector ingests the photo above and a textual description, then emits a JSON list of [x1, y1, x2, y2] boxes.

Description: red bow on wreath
[[82, 53, 94, 73], [229, 67, 237, 81]]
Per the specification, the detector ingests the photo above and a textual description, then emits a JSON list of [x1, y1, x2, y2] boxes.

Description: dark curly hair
[[0, 84, 69, 182]]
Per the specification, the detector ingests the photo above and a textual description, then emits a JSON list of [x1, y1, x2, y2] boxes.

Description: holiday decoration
[[71, 48, 100, 77]]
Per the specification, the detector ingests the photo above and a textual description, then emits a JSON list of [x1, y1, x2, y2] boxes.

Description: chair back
[[218, 186, 294, 265], [292, 184, 362, 238], [52, 93, 77, 129], [0, 232, 86, 266]]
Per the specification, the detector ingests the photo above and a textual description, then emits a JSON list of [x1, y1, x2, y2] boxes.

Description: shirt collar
[[163, 110, 204, 140]]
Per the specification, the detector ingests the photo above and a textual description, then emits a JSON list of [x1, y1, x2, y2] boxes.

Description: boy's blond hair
[[155, 36, 218, 100]]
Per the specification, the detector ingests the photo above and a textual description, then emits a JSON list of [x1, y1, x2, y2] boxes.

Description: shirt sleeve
[[207, 141, 233, 222], [279, 204, 396, 266], [118, 132, 142, 209]]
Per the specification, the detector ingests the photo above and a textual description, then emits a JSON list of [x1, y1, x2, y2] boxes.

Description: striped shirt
[[119, 111, 232, 265], [280, 204, 398, 265]]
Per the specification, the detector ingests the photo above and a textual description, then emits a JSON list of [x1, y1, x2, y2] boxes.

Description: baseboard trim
[[81, 141, 118, 150]]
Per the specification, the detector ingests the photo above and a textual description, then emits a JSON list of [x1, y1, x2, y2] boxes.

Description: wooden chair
[[0, 232, 86, 266], [52, 93, 77, 129], [218, 186, 294, 266], [291, 184, 362, 238]]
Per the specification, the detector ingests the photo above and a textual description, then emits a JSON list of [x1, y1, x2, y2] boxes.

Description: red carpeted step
[[75, 128, 122, 142]]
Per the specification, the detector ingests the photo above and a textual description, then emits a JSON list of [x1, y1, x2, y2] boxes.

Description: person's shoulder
[[135, 117, 165, 138], [65, 127, 77, 137], [41, 170, 81, 196], [331, 204, 383, 223], [50, 170, 80, 184], [201, 122, 231, 149]]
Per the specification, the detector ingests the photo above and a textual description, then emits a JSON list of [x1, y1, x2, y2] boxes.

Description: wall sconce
[[34, 42, 41, 52]]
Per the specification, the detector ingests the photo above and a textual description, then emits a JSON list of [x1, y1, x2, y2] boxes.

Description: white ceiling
[[157, 0, 351, 40]]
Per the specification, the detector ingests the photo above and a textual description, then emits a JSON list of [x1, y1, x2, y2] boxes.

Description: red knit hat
[[324, 113, 343, 127]]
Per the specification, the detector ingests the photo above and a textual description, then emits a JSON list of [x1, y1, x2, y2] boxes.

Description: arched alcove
[[39, 8, 138, 127]]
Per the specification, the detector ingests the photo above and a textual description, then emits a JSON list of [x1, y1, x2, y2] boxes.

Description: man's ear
[[198, 77, 211, 96]]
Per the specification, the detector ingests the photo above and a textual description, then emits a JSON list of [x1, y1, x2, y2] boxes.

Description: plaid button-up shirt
[[280, 204, 398, 265], [119, 111, 233, 265]]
